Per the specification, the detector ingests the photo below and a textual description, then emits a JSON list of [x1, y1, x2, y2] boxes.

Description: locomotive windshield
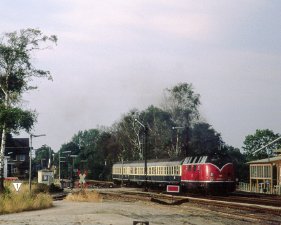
[[207, 154, 232, 168]]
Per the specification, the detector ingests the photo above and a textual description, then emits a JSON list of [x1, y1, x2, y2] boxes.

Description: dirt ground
[[0, 198, 258, 225]]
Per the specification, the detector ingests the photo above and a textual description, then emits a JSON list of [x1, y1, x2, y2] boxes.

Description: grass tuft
[[65, 190, 103, 202], [0, 181, 53, 215]]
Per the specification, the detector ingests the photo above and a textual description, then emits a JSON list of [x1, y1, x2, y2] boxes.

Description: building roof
[[5, 138, 29, 155], [247, 155, 281, 164]]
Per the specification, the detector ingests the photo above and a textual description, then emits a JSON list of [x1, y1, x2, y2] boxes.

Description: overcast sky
[[1, 0, 280, 151]]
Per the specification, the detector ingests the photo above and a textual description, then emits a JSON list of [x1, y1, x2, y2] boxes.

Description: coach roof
[[113, 158, 183, 167]]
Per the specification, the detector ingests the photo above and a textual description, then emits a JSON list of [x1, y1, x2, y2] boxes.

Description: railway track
[[98, 189, 281, 224], [210, 195, 281, 208]]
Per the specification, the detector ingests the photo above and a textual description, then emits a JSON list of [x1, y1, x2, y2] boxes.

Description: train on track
[[112, 155, 236, 194]]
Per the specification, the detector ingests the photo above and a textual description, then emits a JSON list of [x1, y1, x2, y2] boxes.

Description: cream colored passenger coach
[[112, 159, 182, 184]]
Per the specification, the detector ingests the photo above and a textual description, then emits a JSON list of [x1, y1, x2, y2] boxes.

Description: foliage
[[113, 109, 142, 161], [139, 105, 175, 158], [189, 122, 222, 156], [34, 145, 54, 170], [0, 106, 36, 134], [225, 145, 248, 182], [33, 183, 62, 194], [57, 129, 116, 180], [113, 106, 176, 161], [0, 28, 57, 84], [33, 183, 50, 194], [242, 129, 281, 161], [162, 82, 200, 127]]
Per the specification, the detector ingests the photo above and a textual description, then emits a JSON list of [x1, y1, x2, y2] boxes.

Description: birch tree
[[0, 28, 57, 192]]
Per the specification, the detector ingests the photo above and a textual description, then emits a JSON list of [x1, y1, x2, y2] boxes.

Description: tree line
[[50, 83, 232, 180], [48, 82, 281, 182]]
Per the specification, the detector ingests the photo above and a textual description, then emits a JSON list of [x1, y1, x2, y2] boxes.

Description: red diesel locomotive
[[112, 155, 235, 194], [181, 156, 235, 193]]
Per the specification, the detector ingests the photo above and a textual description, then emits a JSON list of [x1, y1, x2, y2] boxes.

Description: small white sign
[[13, 182, 22, 192], [79, 173, 86, 184]]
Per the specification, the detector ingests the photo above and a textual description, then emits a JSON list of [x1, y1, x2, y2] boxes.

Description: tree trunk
[[0, 124, 7, 192], [0, 90, 9, 193]]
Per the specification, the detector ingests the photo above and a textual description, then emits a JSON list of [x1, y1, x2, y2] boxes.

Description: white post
[[29, 134, 46, 192]]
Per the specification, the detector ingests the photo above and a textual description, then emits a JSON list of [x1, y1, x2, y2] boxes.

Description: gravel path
[[0, 200, 255, 225]]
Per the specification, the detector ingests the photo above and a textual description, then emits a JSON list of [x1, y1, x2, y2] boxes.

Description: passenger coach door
[[279, 166, 281, 185]]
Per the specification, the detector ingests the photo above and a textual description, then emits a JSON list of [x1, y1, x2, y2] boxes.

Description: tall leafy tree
[[189, 122, 222, 156], [243, 129, 281, 161], [161, 83, 201, 156], [225, 145, 248, 182], [139, 105, 175, 159], [95, 131, 120, 180], [64, 129, 104, 179], [0, 28, 57, 192], [57, 141, 80, 180], [113, 106, 176, 161], [162, 82, 200, 127], [113, 109, 143, 161], [34, 145, 54, 170]]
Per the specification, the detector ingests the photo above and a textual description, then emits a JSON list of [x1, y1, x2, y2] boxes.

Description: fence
[[238, 182, 281, 195]]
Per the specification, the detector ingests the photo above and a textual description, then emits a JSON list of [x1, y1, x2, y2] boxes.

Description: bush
[[48, 183, 63, 193], [33, 183, 49, 194], [33, 183, 63, 194]]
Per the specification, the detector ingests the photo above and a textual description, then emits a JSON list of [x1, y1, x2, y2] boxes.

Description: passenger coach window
[[175, 166, 179, 174]]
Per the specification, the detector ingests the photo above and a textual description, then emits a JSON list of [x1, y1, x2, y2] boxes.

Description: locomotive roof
[[183, 156, 209, 164]]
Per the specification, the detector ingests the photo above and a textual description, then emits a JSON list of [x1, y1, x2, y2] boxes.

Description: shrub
[[48, 183, 63, 193], [33, 183, 49, 194]]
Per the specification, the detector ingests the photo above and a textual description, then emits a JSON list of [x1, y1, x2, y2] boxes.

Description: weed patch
[[66, 190, 103, 202], [0, 182, 53, 215]]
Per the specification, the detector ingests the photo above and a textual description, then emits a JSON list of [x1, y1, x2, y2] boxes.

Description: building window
[[18, 154, 26, 161], [42, 175, 49, 181]]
